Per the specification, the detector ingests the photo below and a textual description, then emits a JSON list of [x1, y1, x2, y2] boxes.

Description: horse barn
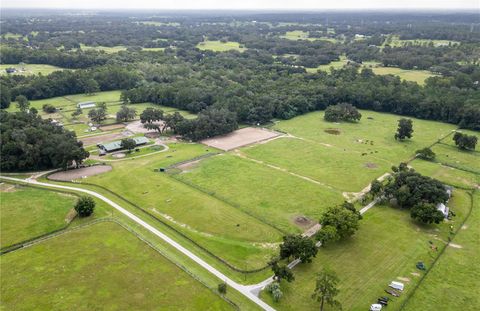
[[97, 136, 149, 154], [77, 101, 96, 109]]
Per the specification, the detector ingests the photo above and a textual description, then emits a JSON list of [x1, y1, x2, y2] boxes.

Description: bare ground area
[[99, 123, 125, 131], [48, 165, 112, 181], [80, 131, 133, 146], [201, 127, 281, 151], [126, 120, 162, 134]]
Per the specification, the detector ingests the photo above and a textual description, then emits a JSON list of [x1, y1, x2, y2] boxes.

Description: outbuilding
[[436, 203, 449, 219], [77, 101, 96, 109], [97, 136, 149, 153], [389, 281, 404, 291]]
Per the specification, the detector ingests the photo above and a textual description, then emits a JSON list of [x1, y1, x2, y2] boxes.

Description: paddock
[[201, 127, 280, 151], [48, 165, 112, 181]]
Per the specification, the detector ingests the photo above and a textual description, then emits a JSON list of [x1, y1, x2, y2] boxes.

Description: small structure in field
[[389, 281, 404, 291], [77, 101, 96, 109], [97, 136, 149, 153], [5, 67, 17, 74]]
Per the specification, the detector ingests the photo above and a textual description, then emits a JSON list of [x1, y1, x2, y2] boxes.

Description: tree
[[324, 103, 361, 122], [316, 204, 361, 245], [88, 103, 108, 124], [270, 258, 295, 282], [395, 118, 413, 140], [0, 111, 89, 171], [71, 107, 82, 118], [140, 108, 164, 132], [411, 202, 445, 224], [120, 138, 136, 152], [163, 112, 185, 133], [83, 79, 99, 95], [369, 180, 384, 198], [312, 269, 342, 311], [116, 105, 137, 122], [453, 132, 477, 150], [265, 282, 283, 302], [416, 147, 436, 160], [42, 104, 56, 113], [74, 196, 95, 217], [218, 283, 227, 295], [280, 234, 318, 263], [0, 84, 11, 109], [15, 95, 30, 112]]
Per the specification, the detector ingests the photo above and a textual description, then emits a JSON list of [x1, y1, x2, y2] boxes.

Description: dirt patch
[[80, 131, 133, 146], [294, 215, 314, 228], [126, 120, 164, 134], [177, 159, 203, 172], [449, 243, 463, 249], [48, 165, 112, 181], [112, 153, 126, 158], [411, 272, 421, 277], [99, 123, 125, 131], [65, 208, 78, 223], [365, 162, 378, 169], [201, 127, 280, 151], [0, 183, 17, 192], [461, 225, 468, 230], [397, 277, 411, 282], [324, 128, 341, 135]]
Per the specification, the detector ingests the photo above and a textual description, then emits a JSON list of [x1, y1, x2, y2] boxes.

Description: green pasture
[[196, 40, 246, 52], [173, 153, 345, 233], [261, 190, 471, 310], [1, 221, 232, 310], [79, 43, 127, 53], [403, 192, 480, 311], [0, 185, 76, 248], [385, 35, 460, 47], [80, 143, 282, 269], [0, 64, 66, 76], [246, 110, 456, 192], [411, 160, 479, 189], [431, 143, 480, 173], [371, 66, 437, 85]]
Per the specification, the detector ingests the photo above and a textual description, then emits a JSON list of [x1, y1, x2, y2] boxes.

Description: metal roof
[[98, 136, 149, 152]]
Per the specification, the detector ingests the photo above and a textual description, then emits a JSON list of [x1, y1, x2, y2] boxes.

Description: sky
[[1, 0, 478, 10]]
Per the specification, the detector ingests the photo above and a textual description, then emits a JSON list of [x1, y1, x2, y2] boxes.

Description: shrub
[[74, 196, 95, 217]]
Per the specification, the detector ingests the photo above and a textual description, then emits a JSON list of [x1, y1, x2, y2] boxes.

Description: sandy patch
[[48, 165, 112, 181], [449, 243, 463, 249], [411, 272, 421, 277], [461, 225, 468, 230], [397, 277, 411, 282], [324, 128, 341, 135], [201, 127, 280, 151], [99, 123, 125, 131], [365, 162, 378, 169], [0, 183, 17, 192], [176, 159, 203, 171], [126, 120, 164, 134], [80, 131, 133, 146], [112, 153, 126, 158]]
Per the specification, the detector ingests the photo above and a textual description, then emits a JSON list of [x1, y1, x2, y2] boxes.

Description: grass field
[[244, 110, 457, 193], [80, 143, 282, 269], [384, 35, 460, 48], [280, 30, 338, 43], [403, 192, 480, 311], [0, 185, 77, 248], [1, 221, 232, 310], [173, 153, 345, 233], [79, 44, 127, 53], [196, 40, 246, 52], [411, 160, 479, 189], [0, 63, 66, 76], [371, 66, 437, 85], [260, 189, 472, 310]]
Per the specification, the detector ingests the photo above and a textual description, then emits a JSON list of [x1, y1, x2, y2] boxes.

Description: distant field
[[371, 66, 437, 85], [261, 190, 472, 310], [79, 43, 127, 53], [280, 30, 338, 43], [245, 110, 456, 193], [385, 35, 460, 47], [139, 21, 180, 26], [0, 64, 66, 76], [2, 32, 24, 40], [196, 40, 246, 52], [0, 185, 76, 248], [403, 192, 480, 311], [82, 143, 282, 269], [173, 153, 344, 233], [411, 160, 479, 189], [1, 221, 232, 310]]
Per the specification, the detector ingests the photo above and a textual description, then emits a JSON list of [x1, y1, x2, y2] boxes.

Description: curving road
[[0, 176, 275, 311]]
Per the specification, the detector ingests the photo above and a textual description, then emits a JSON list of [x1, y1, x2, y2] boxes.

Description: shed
[[77, 101, 96, 109], [436, 203, 449, 218], [389, 281, 404, 291]]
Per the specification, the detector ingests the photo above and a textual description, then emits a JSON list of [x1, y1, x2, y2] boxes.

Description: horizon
[[1, 0, 478, 11]]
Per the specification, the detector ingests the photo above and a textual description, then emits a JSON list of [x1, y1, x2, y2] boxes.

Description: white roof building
[[77, 101, 96, 109]]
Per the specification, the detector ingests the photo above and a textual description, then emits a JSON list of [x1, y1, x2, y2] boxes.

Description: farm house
[[77, 101, 96, 109]]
